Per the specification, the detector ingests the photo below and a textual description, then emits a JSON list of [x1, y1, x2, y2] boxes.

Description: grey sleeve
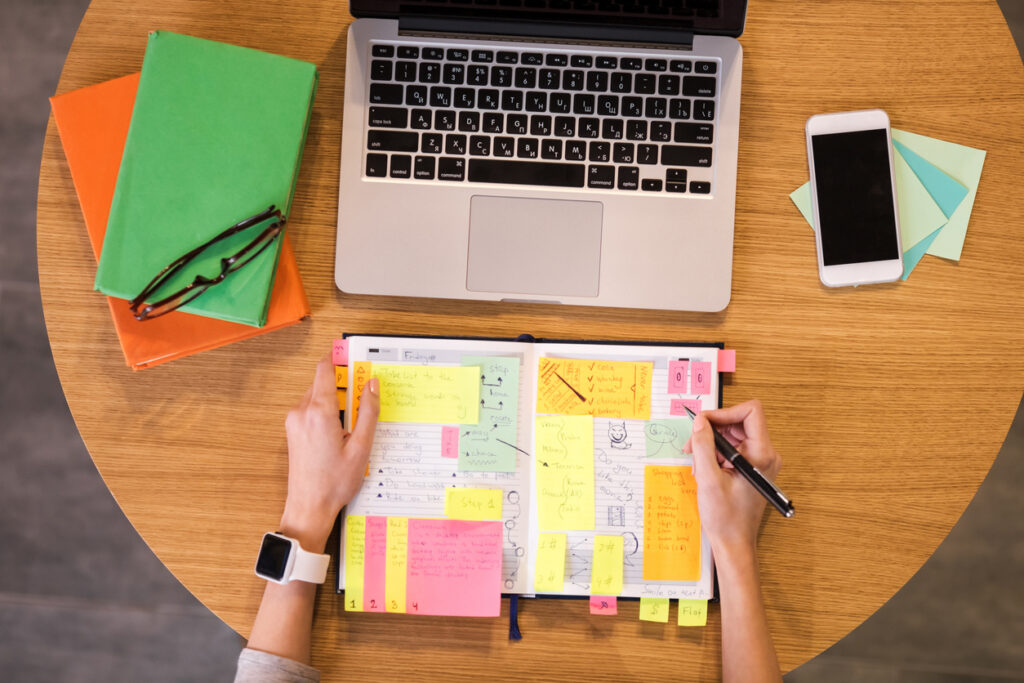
[[234, 647, 321, 683]]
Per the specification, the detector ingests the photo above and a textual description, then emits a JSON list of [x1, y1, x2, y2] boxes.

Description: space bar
[[468, 159, 586, 188]]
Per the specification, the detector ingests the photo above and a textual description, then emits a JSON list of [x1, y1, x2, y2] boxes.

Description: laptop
[[336, 1, 746, 312]]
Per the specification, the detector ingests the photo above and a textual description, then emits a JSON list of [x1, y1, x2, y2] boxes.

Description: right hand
[[683, 399, 781, 559]]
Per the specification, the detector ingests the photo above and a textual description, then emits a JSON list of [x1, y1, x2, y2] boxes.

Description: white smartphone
[[805, 109, 903, 287]]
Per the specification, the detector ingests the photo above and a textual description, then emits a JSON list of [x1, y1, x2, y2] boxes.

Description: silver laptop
[[336, 1, 746, 312]]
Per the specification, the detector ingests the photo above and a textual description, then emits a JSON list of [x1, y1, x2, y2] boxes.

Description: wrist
[[279, 504, 336, 554], [711, 539, 759, 571]]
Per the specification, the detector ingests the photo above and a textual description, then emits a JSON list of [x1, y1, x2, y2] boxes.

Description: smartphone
[[805, 109, 903, 287]]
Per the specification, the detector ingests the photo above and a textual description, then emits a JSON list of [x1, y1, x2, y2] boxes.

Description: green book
[[95, 31, 317, 327]]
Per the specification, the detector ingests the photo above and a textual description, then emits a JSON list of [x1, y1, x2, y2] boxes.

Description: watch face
[[256, 534, 292, 581]]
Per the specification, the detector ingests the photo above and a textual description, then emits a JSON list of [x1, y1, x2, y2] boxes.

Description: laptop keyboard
[[364, 43, 718, 194]]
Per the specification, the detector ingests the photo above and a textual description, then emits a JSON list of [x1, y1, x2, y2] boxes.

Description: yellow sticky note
[[444, 488, 502, 521], [336, 389, 347, 411], [643, 465, 701, 581], [335, 365, 348, 388], [385, 517, 408, 613], [537, 358, 653, 419], [351, 362, 372, 429], [371, 364, 480, 424], [591, 535, 623, 595], [535, 415, 595, 530], [678, 599, 708, 626], [534, 533, 567, 593], [344, 515, 366, 612], [639, 597, 670, 623]]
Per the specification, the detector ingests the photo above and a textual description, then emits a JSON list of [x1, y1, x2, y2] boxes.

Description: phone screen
[[811, 129, 899, 266]]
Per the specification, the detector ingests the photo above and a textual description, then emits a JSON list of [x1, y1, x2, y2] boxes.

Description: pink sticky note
[[405, 519, 502, 617], [667, 360, 689, 393], [717, 349, 736, 373], [670, 399, 703, 416], [363, 516, 387, 612], [332, 338, 349, 366], [690, 361, 712, 394], [441, 426, 459, 458], [590, 595, 618, 615]]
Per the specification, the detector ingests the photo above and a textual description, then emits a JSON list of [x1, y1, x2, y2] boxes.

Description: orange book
[[50, 73, 310, 370]]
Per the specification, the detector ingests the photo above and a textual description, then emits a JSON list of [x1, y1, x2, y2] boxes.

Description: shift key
[[661, 145, 712, 167], [367, 130, 418, 152]]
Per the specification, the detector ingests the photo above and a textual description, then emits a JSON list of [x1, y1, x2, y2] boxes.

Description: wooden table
[[37, 1, 1024, 679]]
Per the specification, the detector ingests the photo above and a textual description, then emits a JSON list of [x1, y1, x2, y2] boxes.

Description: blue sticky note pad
[[901, 227, 942, 281], [892, 139, 969, 219]]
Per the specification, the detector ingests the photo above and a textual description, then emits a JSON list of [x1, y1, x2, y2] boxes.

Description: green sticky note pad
[[95, 32, 318, 327], [644, 419, 692, 458]]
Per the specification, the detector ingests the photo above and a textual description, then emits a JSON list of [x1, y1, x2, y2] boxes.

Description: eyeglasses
[[128, 206, 285, 321]]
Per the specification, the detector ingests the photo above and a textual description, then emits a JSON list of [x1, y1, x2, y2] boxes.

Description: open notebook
[[336, 335, 726, 616]]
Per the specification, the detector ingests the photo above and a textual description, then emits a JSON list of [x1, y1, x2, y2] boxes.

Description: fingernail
[[368, 378, 379, 395]]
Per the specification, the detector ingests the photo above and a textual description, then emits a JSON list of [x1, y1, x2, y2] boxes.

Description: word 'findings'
[[643, 465, 701, 581], [458, 355, 521, 472], [537, 358, 653, 419], [371, 364, 481, 424], [535, 415, 596, 531]]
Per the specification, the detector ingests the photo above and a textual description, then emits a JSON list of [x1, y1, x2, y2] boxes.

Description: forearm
[[715, 544, 782, 683]]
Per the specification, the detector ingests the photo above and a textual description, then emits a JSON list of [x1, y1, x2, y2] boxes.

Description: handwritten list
[[405, 519, 503, 617], [535, 415, 595, 531], [643, 465, 701, 581], [372, 364, 481, 424], [537, 358, 653, 419], [458, 355, 520, 471]]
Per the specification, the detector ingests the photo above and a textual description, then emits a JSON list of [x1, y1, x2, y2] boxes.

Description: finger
[[347, 378, 380, 457], [689, 413, 722, 488], [702, 399, 767, 438], [310, 354, 338, 409]]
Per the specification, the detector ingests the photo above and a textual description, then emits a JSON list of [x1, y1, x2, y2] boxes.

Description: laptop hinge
[[399, 16, 694, 51]]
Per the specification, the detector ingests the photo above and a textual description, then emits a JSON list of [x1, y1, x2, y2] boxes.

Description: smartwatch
[[254, 532, 330, 585]]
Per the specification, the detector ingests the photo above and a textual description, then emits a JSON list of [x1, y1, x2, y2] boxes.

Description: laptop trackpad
[[467, 195, 602, 297]]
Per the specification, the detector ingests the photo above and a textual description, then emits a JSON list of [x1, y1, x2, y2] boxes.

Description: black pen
[[682, 406, 795, 518]]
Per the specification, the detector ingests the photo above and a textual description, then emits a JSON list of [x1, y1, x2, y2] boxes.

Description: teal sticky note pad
[[458, 356, 521, 472], [644, 419, 692, 458], [901, 227, 942, 281], [892, 139, 969, 218]]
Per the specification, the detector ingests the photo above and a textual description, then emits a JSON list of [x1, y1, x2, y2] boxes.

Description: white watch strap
[[290, 544, 330, 584]]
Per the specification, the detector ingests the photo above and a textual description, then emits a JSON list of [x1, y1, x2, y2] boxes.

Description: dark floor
[[1, 2, 1022, 681]]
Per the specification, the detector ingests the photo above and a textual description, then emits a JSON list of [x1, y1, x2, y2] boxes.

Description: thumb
[[349, 378, 380, 456], [690, 414, 721, 487]]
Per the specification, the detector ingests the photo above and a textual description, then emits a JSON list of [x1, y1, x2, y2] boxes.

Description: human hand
[[683, 399, 781, 563], [278, 355, 380, 552]]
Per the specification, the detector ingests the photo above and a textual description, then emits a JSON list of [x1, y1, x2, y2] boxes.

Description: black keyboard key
[[638, 144, 658, 164], [366, 153, 387, 177], [410, 108, 431, 129], [531, 115, 552, 136], [502, 90, 523, 111], [496, 51, 518, 64], [445, 134, 467, 155], [613, 142, 635, 163], [661, 145, 713, 167], [414, 155, 435, 179], [627, 120, 648, 140], [651, 121, 672, 141], [515, 67, 537, 88], [421, 133, 442, 154], [471, 49, 494, 63], [669, 98, 691, 119], [468, 159, 585, 187], [634, 73, 655, 94], [620, 57, 642, 70], [645, 58, 667, 72], [395, 61, 417, 82], [371, 60, 393, 81], [468, 65, 489, 86], [526, 91, 548, 112], [469, 135, 491, 156], [367, 130, 418, 152], [674, 122, 714, 144], [546, 53, 568, 66], [422, 47, 444, 60], [454, 88, 476, 108], [478, 89, 500, 110], [598, 95, 619, 116], [695, 61, 717, 74], [438, 157, 465, 181], [517, 138, 539, 159], [563, 70, 584, 90], [622, 97, 643, 117], [588, 164, 615, 188], [579, 117, 600, 138], [610, 72, 631, 93], [588, 141, 610, 162], [506, 113, 528, 135], [617, 166, 639, 190], [596, 56, 617, 69], [658, 75, 681, 96], [571, 55, 593, 68], [642, 179, 663, 191], [554, 116, 576, 137], [447, 48, 469, 61], [690, 181, 712, 193], [541, 139, 563, 160], [549, 92, 572, 114], [459, 111, 480, 132], [670, 59, 693, 73], [430, 86, 452, 108], [491, 66, 513, 87], [372, 44, 394, 58], [521, 52, 543, 65], [493, 137, 515, 157], [435, 110, 456, 131], [444, 64, 466, 85], [565, 140, 586, 161], [694, 99, 715, 120], [586, 71, 609, 92], [666, 181, 687, 193], [390, 154, 411, 178], [684, 76, 717, 97], [645, 97, 667, 118], [601, 118, 624, 140], [573, 94, 595, 115], [405, 85, 427, 106], [368, 107, 408, 128], [483, 112, 504, 133], [666, 168, 688, 183], [397, 46, 419, 59], [539, 69, 560, 89], [370, 83, 403, 105], [419, 62, 441, 83]]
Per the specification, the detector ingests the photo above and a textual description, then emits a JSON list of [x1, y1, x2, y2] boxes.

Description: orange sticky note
[[335, 365, 348, 388], [643, 465, 701, 581], [351, 361, 372, 429], [337, 389, 347, 410], [536, 358, 652, 419]]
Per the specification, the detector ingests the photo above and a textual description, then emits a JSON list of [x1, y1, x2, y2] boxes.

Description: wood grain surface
[[36, 0, 1024, 679]]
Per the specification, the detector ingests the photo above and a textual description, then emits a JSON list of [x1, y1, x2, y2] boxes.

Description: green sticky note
[[891, 129, 986, 262], [644, 419, 691, 458], [96, 32, 318, 327], [458, 356, 521, 472], [639, 597, 670, 623]]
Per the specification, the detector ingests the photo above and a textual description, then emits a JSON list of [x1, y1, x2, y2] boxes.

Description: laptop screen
[[350, 1, 748, 38]]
